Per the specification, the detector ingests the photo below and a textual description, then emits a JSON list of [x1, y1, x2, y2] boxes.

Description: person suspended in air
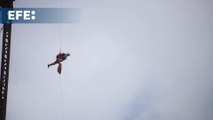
[[48, 52, 70, 74]]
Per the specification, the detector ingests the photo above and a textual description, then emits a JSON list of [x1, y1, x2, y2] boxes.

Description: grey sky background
[[2, 0, 213, 120]]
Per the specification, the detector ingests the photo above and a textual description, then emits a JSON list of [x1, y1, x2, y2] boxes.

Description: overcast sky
[[3, 0, 213, 120]]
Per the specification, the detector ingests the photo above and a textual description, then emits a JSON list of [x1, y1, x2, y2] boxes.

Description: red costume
[[48, 52, 70, 74]]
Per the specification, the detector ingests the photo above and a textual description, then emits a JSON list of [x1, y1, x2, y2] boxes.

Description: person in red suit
[[48, 52, 70, 74]]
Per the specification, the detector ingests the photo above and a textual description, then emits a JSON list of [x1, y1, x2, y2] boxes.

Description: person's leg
[[48, 61, 58, 68]]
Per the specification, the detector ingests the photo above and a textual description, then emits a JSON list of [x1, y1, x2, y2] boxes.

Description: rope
[[59, 1, 64, 120], [59, 24, 62, 52], [59, 0, 63, 52], [58, 75, 65, 120]]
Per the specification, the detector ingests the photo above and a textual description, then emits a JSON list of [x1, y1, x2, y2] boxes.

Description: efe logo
[[8, 10, 36, 20]]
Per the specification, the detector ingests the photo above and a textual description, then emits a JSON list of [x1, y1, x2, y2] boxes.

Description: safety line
[[58, 1, 64, 120], [58, 75, 65, 120]]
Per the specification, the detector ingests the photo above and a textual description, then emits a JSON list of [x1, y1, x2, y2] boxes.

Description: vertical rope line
[[59, 0, 63, 52], [59, 24, 62, 53], [59, 75, 65, 120], [59, 1, 64, 120], [59, 21, 62, 53]]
